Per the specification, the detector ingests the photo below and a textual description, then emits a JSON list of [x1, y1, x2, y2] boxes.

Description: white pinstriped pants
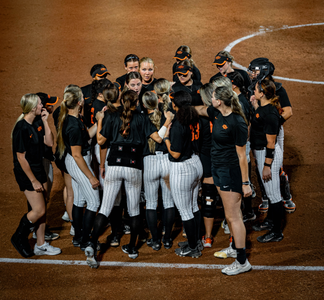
[[65, 153, 100, 212], [277, 125, 284, 153], [170, 154, 203, 221], [253, 143, 283, 204], [99, 166, 142, 217], [143, 153, 174, 210]]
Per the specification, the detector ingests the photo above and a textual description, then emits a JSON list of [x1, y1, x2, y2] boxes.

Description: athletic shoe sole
[[122, 246, 138, 259], [85, 246, 98, 268], [221, 260, 252, 276]]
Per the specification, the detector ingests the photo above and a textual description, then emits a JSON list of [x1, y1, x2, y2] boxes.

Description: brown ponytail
[[119, 90, 138, 138]]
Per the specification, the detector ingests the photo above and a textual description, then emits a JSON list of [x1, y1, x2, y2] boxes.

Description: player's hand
[[96, 110, 104, 121], [242, 184, 252, 197], [99, 166, 105, 179], [41, 108, 49, 122], [89, 176, 100, 189], [164, 123, 172, 138], [250, 95, 259, 109], [32, 180, 44, 193], [262, 166, 272, 182], [164, 111, 174, 121]]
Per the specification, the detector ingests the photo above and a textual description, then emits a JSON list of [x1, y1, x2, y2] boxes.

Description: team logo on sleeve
[[222, 124, 228, 130], [256, 113, 260, 118], [37, 126, 42, 131], [30, 134, 33, 138]]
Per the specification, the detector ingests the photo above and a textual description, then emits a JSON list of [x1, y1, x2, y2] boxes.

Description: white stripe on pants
[[99, 166, 142, 217], [144, 153, 174, 210], [65, 153, 100, 212], [170, 154, 203, 221], [253, 144, 283, 204]]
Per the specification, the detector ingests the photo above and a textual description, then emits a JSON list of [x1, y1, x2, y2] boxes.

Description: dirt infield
[[1, 1, 324, 299]]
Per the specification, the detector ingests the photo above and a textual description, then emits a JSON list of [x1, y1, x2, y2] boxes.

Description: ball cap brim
[[36, 92, 58, 106], [213, 55, 232, 65]]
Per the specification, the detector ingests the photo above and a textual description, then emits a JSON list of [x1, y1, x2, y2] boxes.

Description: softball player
[[139, 57, 157, 92], [116, 54, 140, 89], [172, 60, 203, 106], [84, 90, 163, 268], [172, 45, 201, 83], [142, 90, 174, 250], [163, 90, 203, 258], [56, 86, 100, 251], [247, 58, 295, 213], [196, 86, 252, 276], [11, 93, 61, 257], [250, 79, 285, 243], [210, 51, 251, 92]]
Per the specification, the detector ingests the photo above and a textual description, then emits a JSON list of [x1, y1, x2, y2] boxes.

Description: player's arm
[[195, 105, 208, 117], [163, 124, 181, 159], [17, 152, 44, 192], [280, 106, 293, 123], [71, 145, 99, 189], [87, 123, 98, 139], [236, 145, 252, 197], [41, 108, 54, 147], [263, 134, 276, 182]]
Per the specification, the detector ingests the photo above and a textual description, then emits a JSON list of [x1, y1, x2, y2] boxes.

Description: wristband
[[242, 181, 250, 185], [264, 162, 271, 167], [279, 115, 286, 125], [266, 147, 275, 159], [158, 126, 167, 139]]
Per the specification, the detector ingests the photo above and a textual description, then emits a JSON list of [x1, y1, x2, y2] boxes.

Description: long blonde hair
[[199, 83, 215, 106], [11, 93, 39, 138], [154, 78, 171, 112], [57, 86, 83, 158]]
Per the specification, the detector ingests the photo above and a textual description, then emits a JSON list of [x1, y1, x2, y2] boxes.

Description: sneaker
[[257, 231, 284, 243], [123, 225, 131, 235], [70, 225, 75, 236], [178, 240, 204, 251], [33, 230, 60, 241], [146, 238, 161, 251], [221, 259, 252, 276], [122, 244, 138, 259], [162, 237, 173, 249], [202, 236, 214, 248], [34, 242, 61, 256], [139, 230, 148, 243], [221, 219, 230, 234], [214, 245, 237, 259], [85, 244, 98, 268], [252, 220, 274, 232], [182, 228, 187, 238], [109, 235, 120, 247], [282, 198, 296, 213], [250, 184, 256, 198], [175, 245, 201, 258], [62, 211, 70, 222], [243, 211, 257, 223], [258, 198, 269, 213]]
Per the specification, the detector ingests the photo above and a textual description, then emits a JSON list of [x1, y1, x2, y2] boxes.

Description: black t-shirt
[[81, 84, 92, 106], [250, 104, 280, 149], [207, 106, 248, 167], [115, 74, 127, 90], [199, 116, 212, 157], [172, 63, 201, 83], [238, 93, 251, 124], [34, 116, 54, 161], [172, 80, 203, 106], [12, 119, 45, 170], [62, 115, 91, 156], [169, 117, 194, 162], [142, 78, 157, 93], [209, 69, 251, 92], [275, 83, 291, 108]]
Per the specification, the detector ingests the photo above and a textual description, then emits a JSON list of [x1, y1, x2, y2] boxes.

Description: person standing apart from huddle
[[195, 86, 252, 276], [11, 94, 61, 257], [56, 86, 100, 250]]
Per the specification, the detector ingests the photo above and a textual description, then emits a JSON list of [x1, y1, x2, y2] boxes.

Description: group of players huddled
[[11, 46, 295, 276]]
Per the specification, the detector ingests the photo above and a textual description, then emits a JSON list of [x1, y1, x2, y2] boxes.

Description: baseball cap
[[213, 55, 232, 66], [173, 50, 191, 61], [36, 92, 58, 106], [91, 67, 111, 78], [173, 64, 192, 76]]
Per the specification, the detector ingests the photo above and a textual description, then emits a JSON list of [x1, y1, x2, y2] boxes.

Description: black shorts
[[54, 151, 68, 174], [14, 166, 47, 192], [212, 164, 242, 194], [200, 152, 212, 178]]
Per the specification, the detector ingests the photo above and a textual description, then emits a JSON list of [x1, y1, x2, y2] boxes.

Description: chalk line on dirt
[[1, 258, 324, 271], [224, 22, 324, 85]]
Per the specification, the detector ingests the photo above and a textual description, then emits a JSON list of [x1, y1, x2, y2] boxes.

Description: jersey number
[[190, 123, 200, 141], [90, 107, 95, 125]]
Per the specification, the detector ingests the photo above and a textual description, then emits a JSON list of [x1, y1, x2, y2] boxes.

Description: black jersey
[[62, 115, 91, 156], [238, 93, 251, 124], [210, 69, 251, 91], [169, 117, 195, 162], [12, 119, 45, 170], [172, 80, 203, 106], [142, 78, 157, 93], [207, 106, 248, 167], [34, 116, 55, 161], [199, 116, 212, 157], [250, 104, 280, 149], [81, 84, 92, 106], [115, 74, 127, 90], [172, 63, 201, 83], [275, 82, 291, 108]]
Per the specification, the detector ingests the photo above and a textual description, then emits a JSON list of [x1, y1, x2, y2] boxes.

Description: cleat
[[202, 236, 214, 248], [33, 229, 60, 241], [85, 244, 98, 268], [109, 235, 120, 247], [72, 237, 81, 247], [282, 198, 296, 213], [146, 238, 161, 251], [122, 244, 138, 259], [221, 219, 230, 234], [243, 211, 257, 223], [252, 220, 274, 232], [123, 225, 131, 235], [34, 242, 61, 256], [178, 239, 203, 251], [162, 237, 173, 249], [257, 231, 284, 243], [175, 245, 201, 258], [214, 245, 237, 259], [221, 259, 252, 276], [258, 198, 269, 213]]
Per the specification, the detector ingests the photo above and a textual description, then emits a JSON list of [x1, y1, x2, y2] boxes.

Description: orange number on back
[[190, 123, 200, 141]]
